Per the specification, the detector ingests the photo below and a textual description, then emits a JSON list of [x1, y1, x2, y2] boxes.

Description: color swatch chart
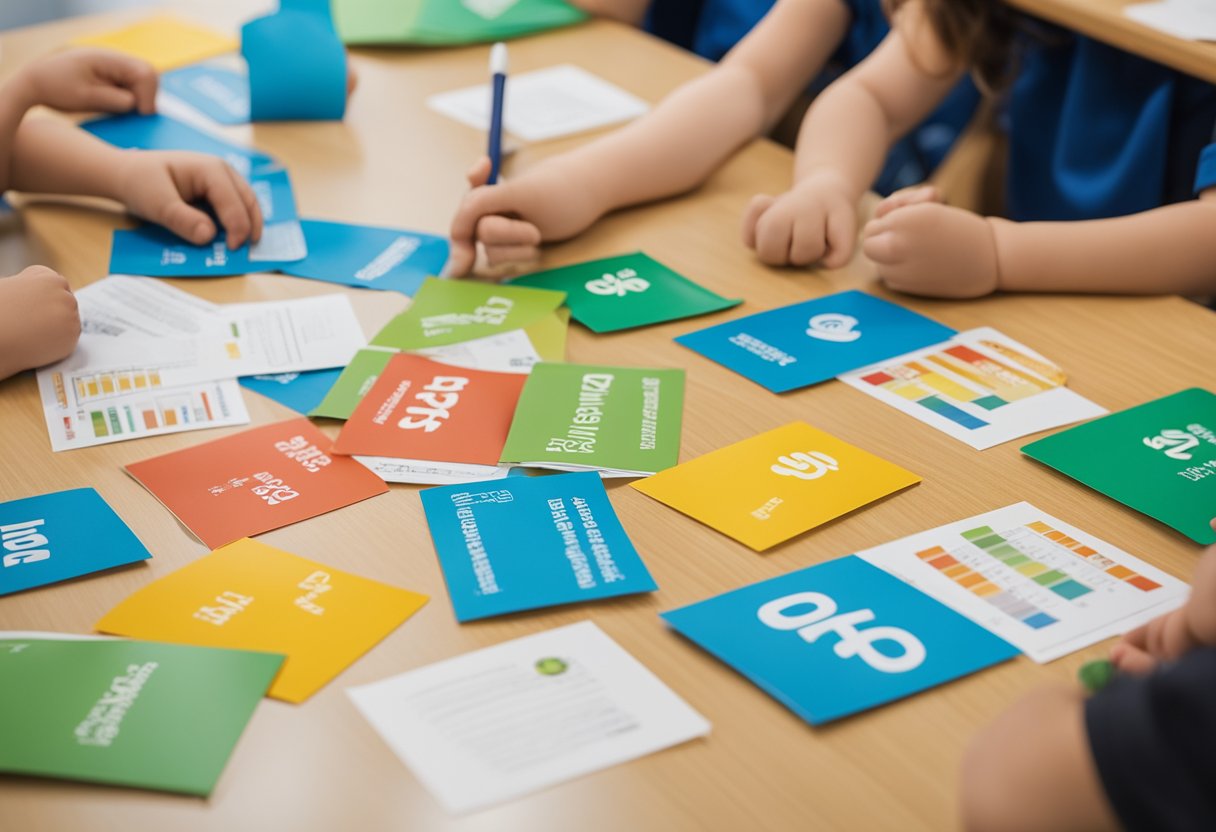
[[70, 367, 165, 404]]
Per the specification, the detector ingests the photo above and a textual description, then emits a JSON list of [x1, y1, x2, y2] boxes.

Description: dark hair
[[882, 0, 1020, 94]]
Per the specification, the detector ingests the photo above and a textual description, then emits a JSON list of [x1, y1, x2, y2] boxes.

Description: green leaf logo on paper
[[1143, 429, 1200, 461], [535, 657, 568, 676], [585, 268, 650, 298]]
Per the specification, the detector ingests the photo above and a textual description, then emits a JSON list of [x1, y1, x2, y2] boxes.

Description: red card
[[126, 418, 388, 548], [332, 354, 526, 465]]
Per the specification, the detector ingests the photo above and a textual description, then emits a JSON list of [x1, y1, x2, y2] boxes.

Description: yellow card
[[95, 539, 428, 703], [71, 16, 238, 72], [632, 422, 920, 551]]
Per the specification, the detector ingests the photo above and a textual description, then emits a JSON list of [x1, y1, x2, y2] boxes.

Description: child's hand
[[862, 201, 1000, 298], [447, 157, 603, 277], [114, 151, 263, 249], [740, 170, 857, 268], [0, 266, 81, 380], [15, 48, 157, 115]]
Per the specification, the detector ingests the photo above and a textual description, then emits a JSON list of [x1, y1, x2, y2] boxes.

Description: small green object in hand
[[1079, 659, 1116, 694]]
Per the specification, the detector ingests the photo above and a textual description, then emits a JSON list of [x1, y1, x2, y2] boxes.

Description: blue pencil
[[487, 42, 508, 185]]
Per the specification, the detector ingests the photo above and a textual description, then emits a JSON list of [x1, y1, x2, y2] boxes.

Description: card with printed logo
[[333, 354, 527, 464], [125, 417, 388, 548], [509, 252, 740, 333], [280, 220, 450, 296], [1022, 388, 1216, 544], [0, 634, 281, 795], [420, 471, 656, 621], [675, 290, 956, 393], [662, 555, 1018, 724], [0, 489, 151, 597], [632, 421, 921, 551], [95, 538, 427, 703], [371, 278, 565, 350], [500, 363, 684, 476]]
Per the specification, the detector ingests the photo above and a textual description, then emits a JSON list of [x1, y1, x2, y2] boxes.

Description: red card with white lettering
[[125, 418, 388, 548], [332, 354, 526, 465]]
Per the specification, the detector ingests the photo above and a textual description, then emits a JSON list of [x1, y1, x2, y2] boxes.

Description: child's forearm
[[991, 198, 1216, 296], [7, 117, 128, 201], [792, 78, 897, 203], [0, 73, 38, 194]]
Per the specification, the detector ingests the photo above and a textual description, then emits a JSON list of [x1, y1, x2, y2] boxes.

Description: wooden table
[[1005, 0, 1216, 83], [2, 10, 1214, 831]]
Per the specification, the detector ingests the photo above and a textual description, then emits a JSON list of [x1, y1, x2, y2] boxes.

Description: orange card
[[126, 418, 388, 548], [332, 354, 526, 465]]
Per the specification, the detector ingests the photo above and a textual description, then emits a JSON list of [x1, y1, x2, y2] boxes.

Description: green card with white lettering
[[311, 348, 395, 421], [1022, 388, 1216, 543], [0, 635, 282, 795], [335, 0, 588, 46], [509, 252, 741, 333], [500, 362, 684, 476]]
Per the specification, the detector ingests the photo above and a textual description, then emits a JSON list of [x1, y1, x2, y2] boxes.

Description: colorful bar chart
[[73, 367, 165, 404], [916, 545, 1059, 630], [961, 525, 1094, 600], [1025, 521, 1162, 592]]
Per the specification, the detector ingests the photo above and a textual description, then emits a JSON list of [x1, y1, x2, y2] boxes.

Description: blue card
[[420, 471, 657, 622], [161, 65, 250, 125], [82, 113, 276, 176], [661, 555, 1017, 724], [675, 290, 956, 393], [240, 368, 342, 414], [242, 3, 347, 121], [279, 220, 450, 295], [0, 488, 151, 596]]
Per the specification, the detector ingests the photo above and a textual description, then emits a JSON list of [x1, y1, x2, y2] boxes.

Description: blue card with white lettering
[[662, 555, 1017, 724], [82, 113, 275, 176], [0, 488, 151, 596], [240, 369, 342, 414], [162, 64, 251, 125], [242, 1, 347, 121], [675, 291, 955, 393], [420, 471, 657, 622], [280, 220, 449, 295]]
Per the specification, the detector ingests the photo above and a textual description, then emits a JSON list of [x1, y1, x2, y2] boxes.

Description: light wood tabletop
[[1004, 0, 1216, 83], [1, 8, 1214, 832]]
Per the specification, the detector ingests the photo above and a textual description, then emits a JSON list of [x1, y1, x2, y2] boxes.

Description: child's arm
[[448, 0, 852, 275], [0, 266, 81, 381]]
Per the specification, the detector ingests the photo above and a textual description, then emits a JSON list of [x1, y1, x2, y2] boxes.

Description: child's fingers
[[787, 215, 827, 267], [873, 184, 940, 220], [99, 53, 158, 114], [821, 201, 857, 269], [753, 212, 795, 265], [465, 157, 493, 189], [186, 163, 253, 249], [443, 241, 477, 278], [740, 194, 775, 250], [83, 85, 139, 114], [861, 230, 900, 265], [484, 244, 540, 268], [159, 201, 218, 246], [1110, 642, 1156, 675], [225, 165, 264, 243], [476, 215, 542, 248], [450, 184, 520, 250]]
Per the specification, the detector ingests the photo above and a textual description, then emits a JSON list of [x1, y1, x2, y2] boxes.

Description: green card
[[510, 252, 741, 333], [335, 0, 588, 46], [0, 636, 282, 795], [311, 347, 395, 421], [371, 278, 566, 350], [500, 362, 685, 476], [1022, 388, 1216, 543]]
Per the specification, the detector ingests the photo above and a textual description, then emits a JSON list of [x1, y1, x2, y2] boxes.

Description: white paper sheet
[[427, 65, 649, 142], [353, 456, 512, 485], [348, 621, 709, 813], [78, 275, 221, 337], [838, 327, 1107, 449], [856, 503, 1189, 663], [417, 328, 542, 374], [1125, 0, 1216, 41]]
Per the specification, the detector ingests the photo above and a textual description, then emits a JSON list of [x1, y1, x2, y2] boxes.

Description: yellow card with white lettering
[[632, 422, 921, 551], [71, 16, 237, 72], [95, 539, 428, 703]]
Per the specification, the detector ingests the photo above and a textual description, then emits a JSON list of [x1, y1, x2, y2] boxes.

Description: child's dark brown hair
[[882, 0, 1021, 93]]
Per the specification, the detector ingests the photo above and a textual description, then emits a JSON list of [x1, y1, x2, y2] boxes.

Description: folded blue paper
[[242, 1, 347, 121], [82, 112, 275, 176], [662, 555, 1017, 724], [420, 471, 657, 622], [0, 488, 151, 596], [280, 220, 449, 295], [240, 369, 342, 414], [675, 290, 956, 393], [161, 64, 251, 125]]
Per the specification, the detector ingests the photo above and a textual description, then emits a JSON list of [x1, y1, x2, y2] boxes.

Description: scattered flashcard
[[421, 472, 655, 621], [334, 354, 526, 464], [335, 0, 589, 46], [632, 422, 920, 551], [96, 538, 427, 703], [241, 369, 342, 414], [427, 64, 648, 142], [161, 64, 250, 125], [77, 275, 222, 338], [348, 621, 707, 813], [856, 503, 1189, 663], [0, 634, 280, 795], [1023, 388, 1216, 544], [125, 418, 388, 547], [110, 222, 307, 275], [70, 16, 238, 71], [839, 327, 1107, 449], [83, 112, 275, 177], [0, 489, 150, 596], [676, 290, 956, 393], [279, 220, 450, 295], [355, 456, 511, 485], [501, 363, 684, 476], [662, 556, 1017, 724], [311, 348, 394, 420], [372, 278, 565, 350], [1125, 0, 1216, 41], [509, 252, 740, 333], [242, 2, 348, 121]]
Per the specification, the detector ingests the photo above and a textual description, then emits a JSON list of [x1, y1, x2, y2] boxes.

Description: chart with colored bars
[[916, 519, 1163, 632], [72, 367, 166, 404]]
